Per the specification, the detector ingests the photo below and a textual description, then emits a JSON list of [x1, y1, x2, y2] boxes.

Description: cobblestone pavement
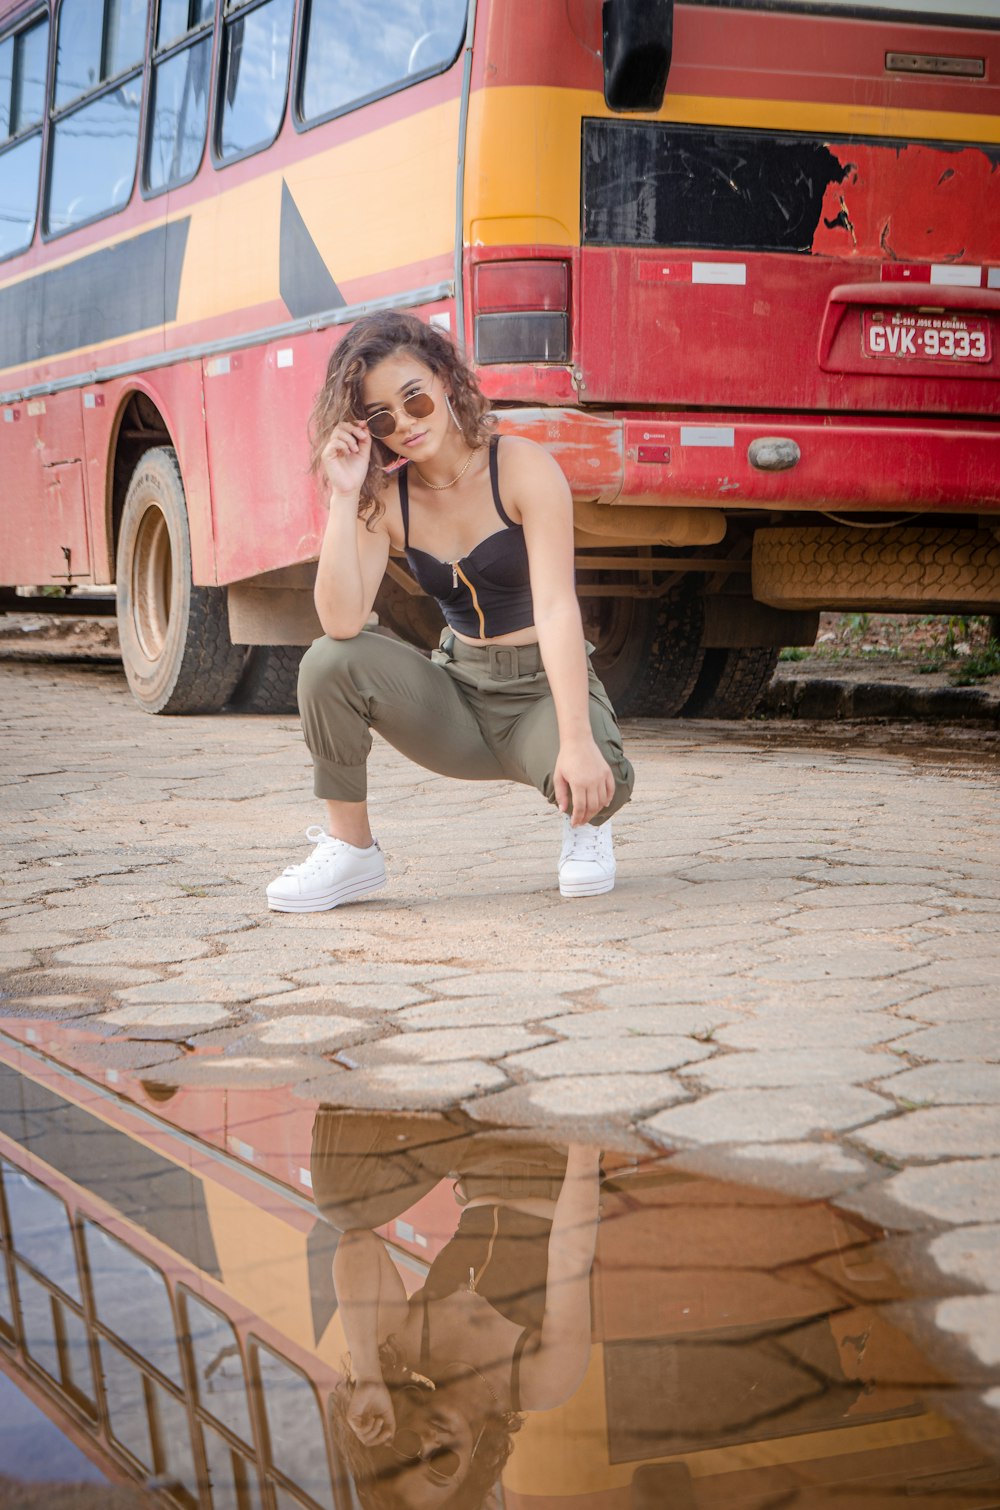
[[2, 658, 999, 1399]]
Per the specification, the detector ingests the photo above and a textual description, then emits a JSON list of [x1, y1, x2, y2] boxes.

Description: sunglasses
[[388, 1429, 461, 1483], [363, 391, 436, 440]]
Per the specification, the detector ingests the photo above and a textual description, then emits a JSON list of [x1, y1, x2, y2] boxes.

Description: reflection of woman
[[266, 312, 633, 914], [311, 1112, 600, 1508]]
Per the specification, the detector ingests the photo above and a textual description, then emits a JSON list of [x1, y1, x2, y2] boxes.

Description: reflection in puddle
[[0, 1025, 998, 1509]]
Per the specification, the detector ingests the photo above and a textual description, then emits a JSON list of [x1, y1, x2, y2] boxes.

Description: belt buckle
[[488, 645, 517, 680]]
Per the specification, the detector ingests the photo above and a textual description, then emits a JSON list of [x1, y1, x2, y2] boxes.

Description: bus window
[[2, 1163, 82, 1303], [83, 1221, 183, 1388], [0, 12, 48, 259], [46, 0, 147, 234], [158, 0, 214, 47], [150, 1375, 201, 1504], [99, 1336, 156, 1470], [202, 1423, 265, 1510], [145, 24, 211, 191], [298, 0, 465, 124], [15, 1267, 62, 1380], [216, 0, 293, 162], [0, 1248, 13, 1333], [181, 1287, 254, 1446], [251, 1339, 334, 1510]]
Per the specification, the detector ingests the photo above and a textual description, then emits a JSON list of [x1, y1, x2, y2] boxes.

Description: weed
[[691, 1027, 717, 1043], [779, 647, 810, 662], [949, 639, 1000, 686], [178, 883, 209, 898]]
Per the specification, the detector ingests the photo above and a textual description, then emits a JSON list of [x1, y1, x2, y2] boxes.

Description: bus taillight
[[473, 260, 571, 365]]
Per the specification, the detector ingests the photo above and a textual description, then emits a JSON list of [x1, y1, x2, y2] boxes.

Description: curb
[[761, 675, 1000, 726]]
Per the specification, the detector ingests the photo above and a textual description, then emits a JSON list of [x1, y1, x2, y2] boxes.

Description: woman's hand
[[321, 421, 372, 498], [346, 1378, 396, 1446], [553, 737, 616, 827]]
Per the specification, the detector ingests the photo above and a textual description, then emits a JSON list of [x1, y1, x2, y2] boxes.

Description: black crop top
[[400, 436, 534, 639]]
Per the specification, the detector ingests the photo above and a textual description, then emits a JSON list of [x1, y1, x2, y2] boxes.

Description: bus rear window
[[299, 0, 466, 124]]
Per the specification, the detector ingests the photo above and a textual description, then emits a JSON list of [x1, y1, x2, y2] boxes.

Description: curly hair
[[328, 1342, 523, 1510], [309, 312, 495, 527]]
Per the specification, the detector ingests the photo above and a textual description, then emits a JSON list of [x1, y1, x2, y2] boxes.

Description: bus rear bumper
[[498, 407, 1000, 514]]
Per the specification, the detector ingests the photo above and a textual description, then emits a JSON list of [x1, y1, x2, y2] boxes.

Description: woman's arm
[[516, 1144, 601, 1411], [313, 421, 392, 640], [512, 440, 615, 825], [332, 1229, 411, 1445]]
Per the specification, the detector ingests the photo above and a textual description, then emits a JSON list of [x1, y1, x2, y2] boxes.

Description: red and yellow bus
[[1, 0, 999, 718], [1, 1020, 999, 1509]]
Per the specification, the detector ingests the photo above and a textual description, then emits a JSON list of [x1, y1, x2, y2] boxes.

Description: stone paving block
[[503, 1036, 715, 1079], [756, 949, 929, 983], [885, 1159, 1000, 1225], [784, 905, 943, 933], [54, 938, 212, 966], [690, 1047, 899, 1091], [902, 961, 1000, 991], [27, 965, 167, 990], [928, 1225, 1000, 1294], [853, 1106, 1000, 1161], [143, 1054, 334, 1089], [0, 995, 99, 1018], [670, 1140, 873, 1200], [895, 988, 999, 1023], [644, 1086, 894, 1147], [317, 1060, 510, 1109], [257, 1015, 372, 1047], [0, 950, 37, 970], [876, 1062, 1000, 1107], [592, 981, 772, 1009], [468, 1073, 688, 1127], [276, 980, 429, 1012], [540, 1005, 736, 1039], [935, 1295, 1000, 1367], [714, 1011, 906, 1051], [888, 1022, 1000, 1063], [790, 884, 948, 908], [425, 970, 601, 999], [396, 998, 573, 1030], [342, 1026, 553, 1066], [112, 976, 298, 1005], [100, 1003, 233, 1030]]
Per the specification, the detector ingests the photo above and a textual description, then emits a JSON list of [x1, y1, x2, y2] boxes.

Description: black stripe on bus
[[0, 1061, 221, 1278], [0, 218, 190, 371]]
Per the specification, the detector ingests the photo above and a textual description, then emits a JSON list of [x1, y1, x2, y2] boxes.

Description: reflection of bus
[[1, 0, 998, 719], [2, 1022, 1000, 1509]]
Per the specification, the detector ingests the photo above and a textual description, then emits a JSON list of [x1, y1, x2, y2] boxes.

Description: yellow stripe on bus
[[465, 85, 1000, 248]]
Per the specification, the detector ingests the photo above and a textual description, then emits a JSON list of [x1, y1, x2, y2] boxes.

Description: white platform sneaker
[[267, 826, 387, 913], [558, 817, 616, 897]]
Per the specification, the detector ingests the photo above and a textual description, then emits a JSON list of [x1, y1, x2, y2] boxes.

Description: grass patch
[[950, 640, 1000, 686]]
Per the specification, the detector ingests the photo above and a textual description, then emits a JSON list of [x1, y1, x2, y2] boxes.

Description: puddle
[[0, 1026, 998, 1509]]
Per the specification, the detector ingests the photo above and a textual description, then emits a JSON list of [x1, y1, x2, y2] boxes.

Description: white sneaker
[[267, 826, 386, 913], [558, 817, 616, 897]]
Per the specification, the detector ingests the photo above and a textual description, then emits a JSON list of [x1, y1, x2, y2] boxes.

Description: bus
[[1, 0, 998, 719], [2, 1019, 999, 1509]]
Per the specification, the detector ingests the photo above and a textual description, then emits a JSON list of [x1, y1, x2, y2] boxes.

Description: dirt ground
[[2, 607, 998, 700]]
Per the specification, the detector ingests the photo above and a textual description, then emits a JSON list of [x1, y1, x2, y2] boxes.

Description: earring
[[445, 394, 460, 430]]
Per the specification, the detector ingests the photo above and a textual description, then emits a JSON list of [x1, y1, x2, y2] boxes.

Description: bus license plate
[[863, 311, 991, 363]]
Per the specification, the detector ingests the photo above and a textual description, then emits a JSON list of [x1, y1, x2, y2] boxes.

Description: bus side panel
[[202, 332, 329, 585], [0, 391, 91, 586], [80, 368, 217, 586]]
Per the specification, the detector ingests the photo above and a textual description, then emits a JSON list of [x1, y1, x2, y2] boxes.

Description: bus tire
[[682, 646, 779, 719], [753, 526, 1000, 610], [590, 592, 706, 717], [230, 645, 304, 714], [116, 447, 246, 714]]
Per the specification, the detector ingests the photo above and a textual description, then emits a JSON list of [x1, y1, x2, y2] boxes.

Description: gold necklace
[[414, 446, 479, 490]]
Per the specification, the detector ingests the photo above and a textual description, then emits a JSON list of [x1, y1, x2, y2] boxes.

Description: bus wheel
[[116, 447, 246, 714], [588, 592, 705, 717], [682, 646, 779, 719], [230, 645, 304, 714]]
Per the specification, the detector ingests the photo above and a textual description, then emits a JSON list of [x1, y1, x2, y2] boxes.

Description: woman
[[310, 1109, 600, 1508], [267, 312, 634, 913]]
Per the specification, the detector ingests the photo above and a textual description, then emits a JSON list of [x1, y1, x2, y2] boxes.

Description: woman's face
[[370, 1379, 482, 1508], [360, 353, 451, 463]]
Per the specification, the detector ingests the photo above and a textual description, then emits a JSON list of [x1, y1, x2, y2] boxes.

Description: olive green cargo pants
[[296, 628, 634, 825]]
